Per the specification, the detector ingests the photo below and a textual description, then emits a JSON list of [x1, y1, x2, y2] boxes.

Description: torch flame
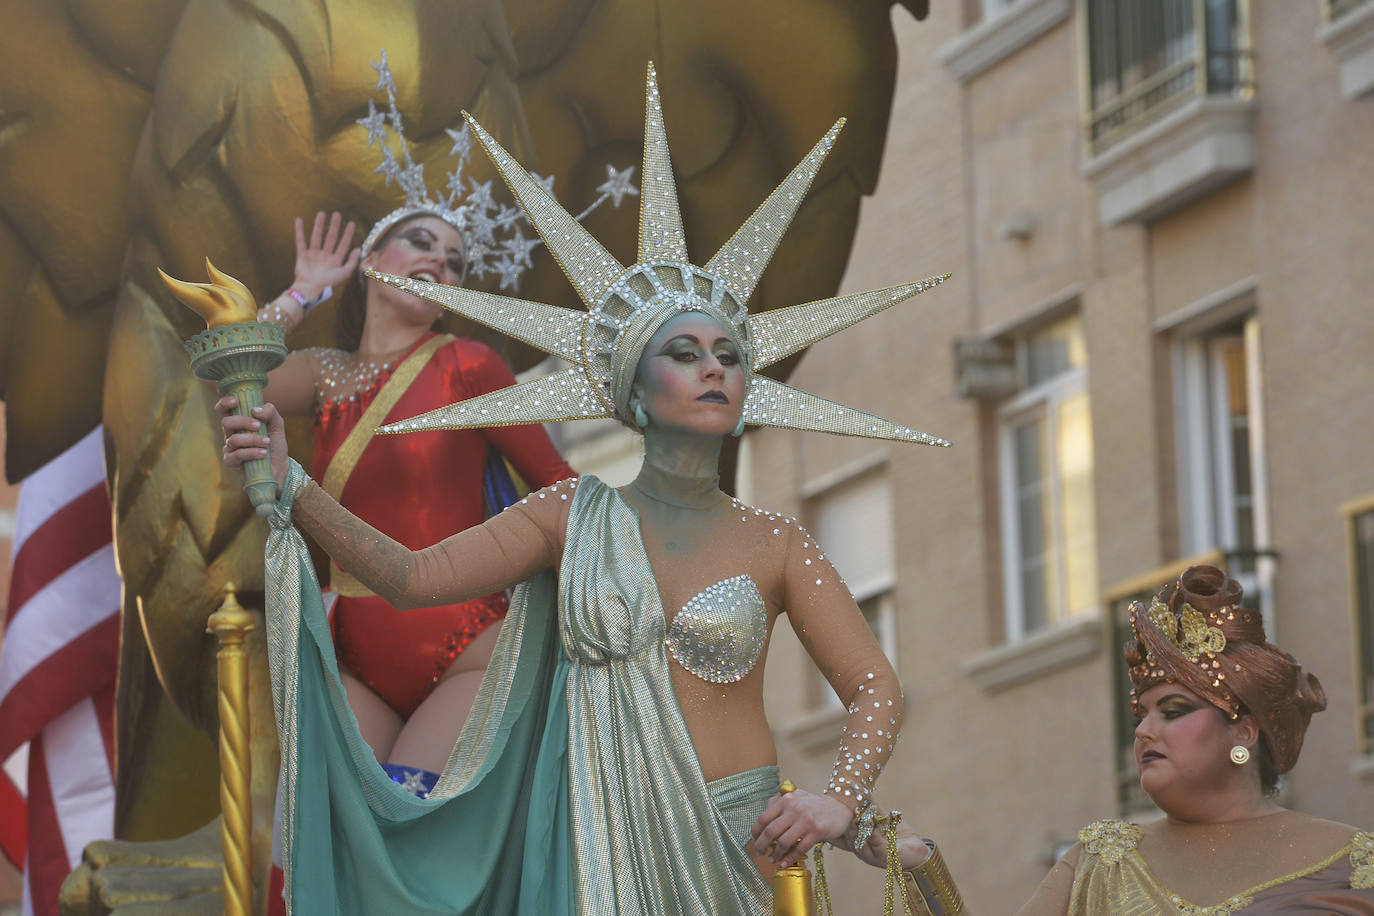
[[158, 258, 259, 329]]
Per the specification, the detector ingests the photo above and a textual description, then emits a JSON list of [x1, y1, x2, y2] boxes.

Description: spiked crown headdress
[[358, 50, 637, 291], [368, 63, 950, 445]]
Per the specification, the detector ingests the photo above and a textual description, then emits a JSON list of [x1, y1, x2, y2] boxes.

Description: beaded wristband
[[284, 285, 332, 312]]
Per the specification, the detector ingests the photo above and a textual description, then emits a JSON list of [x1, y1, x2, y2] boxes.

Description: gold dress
[[1068, 818, 1374, 915]]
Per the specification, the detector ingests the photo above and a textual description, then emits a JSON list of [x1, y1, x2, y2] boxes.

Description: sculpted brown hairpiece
[[1127, 565, 1326, 774]]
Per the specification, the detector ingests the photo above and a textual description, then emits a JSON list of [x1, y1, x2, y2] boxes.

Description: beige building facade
[[743, 1, 1374, 911]]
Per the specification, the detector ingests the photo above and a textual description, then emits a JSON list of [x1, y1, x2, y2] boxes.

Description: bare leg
[[340, 669, 403, 763], [386, 621, 502, 773]]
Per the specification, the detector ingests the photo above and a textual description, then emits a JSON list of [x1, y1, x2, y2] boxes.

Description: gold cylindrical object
[[770, 778, 819, 916], [772, 863, 817, 916], [208, 584, 257, 916]]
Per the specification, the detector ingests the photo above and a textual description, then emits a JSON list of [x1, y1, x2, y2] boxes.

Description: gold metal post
[[208, 584, 256, 916]]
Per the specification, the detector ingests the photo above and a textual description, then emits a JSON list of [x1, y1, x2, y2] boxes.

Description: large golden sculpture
[[0, 0, 928, 911]]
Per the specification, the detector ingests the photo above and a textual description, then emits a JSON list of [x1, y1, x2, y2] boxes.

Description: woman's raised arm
[[221, 398, 567, 606], [254, 212, 362, 416], [291, 474, 565, 607]]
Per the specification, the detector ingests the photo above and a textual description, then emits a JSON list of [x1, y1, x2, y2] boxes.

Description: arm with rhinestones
[[257, 292, 308, 332], [292, 477, 574, 607], [780, 523, 905, 817]]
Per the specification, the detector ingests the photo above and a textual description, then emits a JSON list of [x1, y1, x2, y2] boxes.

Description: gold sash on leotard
[[320, 334, 452, 598]]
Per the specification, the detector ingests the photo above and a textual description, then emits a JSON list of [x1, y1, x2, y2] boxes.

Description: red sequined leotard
[[310, 333, 573, 716]]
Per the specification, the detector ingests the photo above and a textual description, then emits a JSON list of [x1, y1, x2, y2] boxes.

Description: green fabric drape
[[265, 460, 573, 915], [263, 465, 771, 914]]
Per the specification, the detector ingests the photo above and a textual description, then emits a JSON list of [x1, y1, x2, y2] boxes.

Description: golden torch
[[160, 260, 287, 516]]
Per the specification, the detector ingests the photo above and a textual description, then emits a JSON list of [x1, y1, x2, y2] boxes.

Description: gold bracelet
[[903, 840, 964, 916]]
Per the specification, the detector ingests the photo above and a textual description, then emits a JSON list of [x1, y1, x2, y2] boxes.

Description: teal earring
[[732, 416, 746, 437], [632, 402, 649, 429]]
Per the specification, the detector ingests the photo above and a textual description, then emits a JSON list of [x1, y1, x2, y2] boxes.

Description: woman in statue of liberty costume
[[220, 64, 949, 915]]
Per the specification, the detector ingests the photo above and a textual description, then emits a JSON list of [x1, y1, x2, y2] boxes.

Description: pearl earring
[[1229, 745, 1250, 766], [632, 402, 649, 429], [732, 416, 746, 437]]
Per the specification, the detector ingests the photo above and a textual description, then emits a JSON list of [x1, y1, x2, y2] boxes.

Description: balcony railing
[[1084, 0, 1254, 156]]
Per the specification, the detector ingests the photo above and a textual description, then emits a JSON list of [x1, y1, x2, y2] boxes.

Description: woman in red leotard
[[253, 211, 573, 782]]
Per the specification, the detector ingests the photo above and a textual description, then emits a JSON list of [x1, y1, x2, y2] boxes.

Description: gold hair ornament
[[1147, 597, 1227, 661]]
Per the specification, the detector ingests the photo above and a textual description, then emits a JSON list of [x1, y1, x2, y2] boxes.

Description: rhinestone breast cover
[[665, 575, 767, 684]]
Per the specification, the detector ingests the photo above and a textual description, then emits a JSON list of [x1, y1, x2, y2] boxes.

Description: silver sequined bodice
[[666, 575, 767, 684]]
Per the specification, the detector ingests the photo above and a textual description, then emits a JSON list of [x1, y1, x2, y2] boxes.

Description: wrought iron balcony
[[1084, 0, 1254, 157]]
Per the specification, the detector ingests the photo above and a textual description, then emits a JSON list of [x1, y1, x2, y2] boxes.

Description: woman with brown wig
[[848, 565, 1373, 914]]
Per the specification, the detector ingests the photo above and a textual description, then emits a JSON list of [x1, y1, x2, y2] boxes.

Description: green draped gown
[[264, 465, 774, 915]]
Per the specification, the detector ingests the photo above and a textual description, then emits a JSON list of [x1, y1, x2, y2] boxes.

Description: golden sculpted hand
[[750, 788, 854, 868], [218, 397, 289, 495]]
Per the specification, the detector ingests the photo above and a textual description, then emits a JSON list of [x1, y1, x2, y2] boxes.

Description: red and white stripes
[[1, 428, 118, 916]]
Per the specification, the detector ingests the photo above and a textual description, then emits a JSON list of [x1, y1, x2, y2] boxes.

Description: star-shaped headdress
[[358, 51, 637, 291], [369, 63, 950, 445]]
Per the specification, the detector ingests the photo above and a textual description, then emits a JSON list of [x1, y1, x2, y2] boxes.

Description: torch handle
[[221, 378, 279, 518]]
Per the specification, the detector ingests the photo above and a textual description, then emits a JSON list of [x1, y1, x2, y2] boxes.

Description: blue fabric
[[482, 453, 522, 518], [380, 764, 441, 800]]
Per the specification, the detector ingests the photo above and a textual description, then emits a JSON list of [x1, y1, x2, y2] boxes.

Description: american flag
[[0, 427, 119, 916]]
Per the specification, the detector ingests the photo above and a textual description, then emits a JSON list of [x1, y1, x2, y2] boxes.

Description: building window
[[1170, 313, 1273, 618], [1348, 500, 1374, 758], [999, 315, 1099, 638], [1084, 0, 1254, 154], [807, 469, 897, 708], [1173, 322, 1254, 557]]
